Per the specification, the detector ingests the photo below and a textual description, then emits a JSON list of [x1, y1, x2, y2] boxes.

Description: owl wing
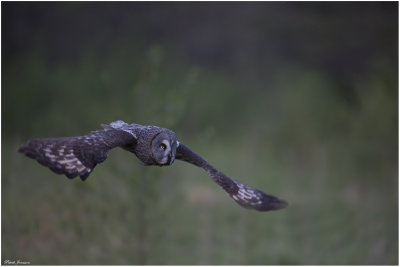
[[175, 142, 288, 212], [18, 129, 137, 180]]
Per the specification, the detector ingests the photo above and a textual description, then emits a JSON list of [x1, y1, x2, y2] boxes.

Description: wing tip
[[231, 189, 289, 212], [18, 140, 93, 181], [80, 172, 91, 181], [17, 141, 29, 153], [257, 197, 288, 212], [18, 142, 38, 159]]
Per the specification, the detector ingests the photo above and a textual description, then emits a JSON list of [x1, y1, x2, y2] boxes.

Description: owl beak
[[168, 152, 175, 165]]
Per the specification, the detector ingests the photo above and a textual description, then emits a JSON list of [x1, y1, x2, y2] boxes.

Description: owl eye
[[160, 143, 166, 150]]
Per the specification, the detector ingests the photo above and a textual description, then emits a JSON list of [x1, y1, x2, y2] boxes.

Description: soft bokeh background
[[2, 2, 398, 265]]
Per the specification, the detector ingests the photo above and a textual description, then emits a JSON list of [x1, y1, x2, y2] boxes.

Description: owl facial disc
[[151, 132, 177, 165]]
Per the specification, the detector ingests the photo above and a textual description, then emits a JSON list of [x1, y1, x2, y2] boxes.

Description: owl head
[[151, 131, 178, 165]]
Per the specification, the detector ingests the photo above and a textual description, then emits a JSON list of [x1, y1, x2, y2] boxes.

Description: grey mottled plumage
[[18, 120, 288, 212]]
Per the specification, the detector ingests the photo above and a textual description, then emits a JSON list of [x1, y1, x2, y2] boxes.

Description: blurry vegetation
[[2, 2, 398, 265]]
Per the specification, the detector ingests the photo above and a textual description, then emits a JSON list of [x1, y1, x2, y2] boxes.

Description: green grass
[[3, 122, 397, 264], [2, 42, 397, 264]]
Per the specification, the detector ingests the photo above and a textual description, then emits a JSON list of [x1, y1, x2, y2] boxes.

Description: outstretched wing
[[18, 129, 136, 180], [176, 142, 288, 212]]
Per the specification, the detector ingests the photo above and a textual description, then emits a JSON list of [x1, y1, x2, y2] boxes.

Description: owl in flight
[[18, 121, 288, 212]]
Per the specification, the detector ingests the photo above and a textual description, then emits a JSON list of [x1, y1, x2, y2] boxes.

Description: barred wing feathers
[[176, 142, 288, 212], [18, 129, 136, 180]]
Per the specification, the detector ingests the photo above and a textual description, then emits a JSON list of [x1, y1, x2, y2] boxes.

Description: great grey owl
[[18, 120, 288, 212]]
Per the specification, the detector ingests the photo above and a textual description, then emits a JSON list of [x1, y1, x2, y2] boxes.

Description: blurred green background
[[2, 2, 398, 265]]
